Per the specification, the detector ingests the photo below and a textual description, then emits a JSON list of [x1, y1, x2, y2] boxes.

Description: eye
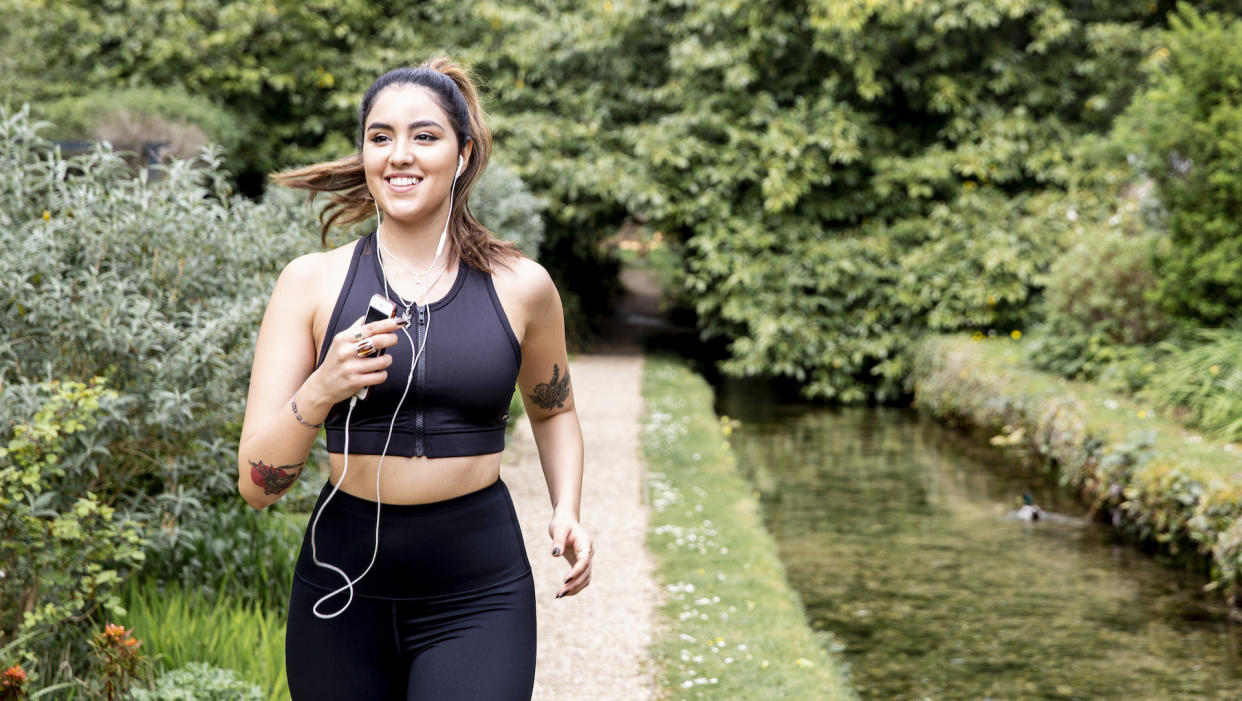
[[414, 132, 439, 142], [369, 133, 391, 144]]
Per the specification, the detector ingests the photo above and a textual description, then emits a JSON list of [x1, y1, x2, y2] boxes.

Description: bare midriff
[[325, 451, 504, 504]]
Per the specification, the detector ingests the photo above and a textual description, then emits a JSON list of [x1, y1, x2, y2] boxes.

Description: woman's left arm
[[512, 259, 592, 599]]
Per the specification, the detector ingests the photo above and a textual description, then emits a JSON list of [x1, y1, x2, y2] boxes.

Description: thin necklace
[[375, 236, 451, 322], [377, 234, 446, 285]]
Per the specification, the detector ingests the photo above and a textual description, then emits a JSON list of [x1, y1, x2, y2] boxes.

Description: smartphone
[[355, 294, 397, 401]]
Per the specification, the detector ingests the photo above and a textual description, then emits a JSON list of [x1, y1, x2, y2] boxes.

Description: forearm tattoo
[[249, 459, 304, 496], [529, 363, 571, 410]]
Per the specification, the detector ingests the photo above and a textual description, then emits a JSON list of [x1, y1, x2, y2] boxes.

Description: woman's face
[[362, 84, 468, 229]]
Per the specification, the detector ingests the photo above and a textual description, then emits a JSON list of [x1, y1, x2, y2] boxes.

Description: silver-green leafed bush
[[0, 104, 315, 632], [129, 662, 262, 701], [470, 159, 546, 258]]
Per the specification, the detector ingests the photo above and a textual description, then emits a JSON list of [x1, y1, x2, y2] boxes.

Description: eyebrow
[[366, 119, 445, 133]]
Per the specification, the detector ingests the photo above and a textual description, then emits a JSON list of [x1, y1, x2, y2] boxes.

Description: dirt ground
[[502, 353, 660, 700]]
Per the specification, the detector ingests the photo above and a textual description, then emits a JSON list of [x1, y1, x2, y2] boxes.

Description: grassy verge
[[910, 334, 1242, 607], [121, 580, 288, 701], [641, 356, 855, 700]]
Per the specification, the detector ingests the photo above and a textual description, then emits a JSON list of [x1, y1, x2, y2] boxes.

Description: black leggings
[[286, 478, 536, 700]]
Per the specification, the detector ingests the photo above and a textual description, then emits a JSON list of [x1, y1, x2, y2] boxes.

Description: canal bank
[[642, 356, 856, 700], [909, 334, 1242, 611]]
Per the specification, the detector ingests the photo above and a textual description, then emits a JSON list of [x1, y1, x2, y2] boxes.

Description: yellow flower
[[795, 658, 814, 668], [1210, 365, 1220, 375], [760, 660, 770, 669], [1137, 410, 1147, 419], [42, 210, 50, 221], [1010, 330, 1022, 340], [986, 295, 996, 306]]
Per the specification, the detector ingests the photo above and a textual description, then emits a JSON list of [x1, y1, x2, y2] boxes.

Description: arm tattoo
[[529, 363, 571, 410], [249, 460, 304, 496]]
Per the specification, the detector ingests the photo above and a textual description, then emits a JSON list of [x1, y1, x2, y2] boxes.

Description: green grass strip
[[910, 334, 1242, 606], [121, 580, 288, 701], [641, 355, 855, 699]]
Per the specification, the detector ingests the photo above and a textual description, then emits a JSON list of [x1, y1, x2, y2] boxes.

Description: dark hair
[[271, 57, 520, 272], [356, 67, 472, 153]]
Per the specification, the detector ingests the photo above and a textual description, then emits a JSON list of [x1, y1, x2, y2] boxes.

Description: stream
[[714, 379, 1242, 700]]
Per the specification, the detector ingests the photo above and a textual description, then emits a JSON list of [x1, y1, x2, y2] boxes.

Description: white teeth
[[388, 177, 420, 186]]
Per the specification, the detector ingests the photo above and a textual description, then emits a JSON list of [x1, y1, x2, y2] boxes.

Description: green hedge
[[910, 334, 1242, 608]]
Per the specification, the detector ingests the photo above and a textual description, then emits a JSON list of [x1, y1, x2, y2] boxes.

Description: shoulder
[[490, 254, 559, 314], [276, 239, 356, 290]]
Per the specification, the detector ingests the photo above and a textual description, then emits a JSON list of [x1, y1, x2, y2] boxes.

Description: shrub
[[0, 104, 313, 635], [1043, 223, 1169, 347], [1140, 328, 1242, 441], [139, 502, 306, 612], [130, 662, 262, 701], [1115, 5, 1242, 324], [37, 87, 247, 166], [0, 103, 312, 505], [471, 160, 545, 258], [0, 379, 146, 651]]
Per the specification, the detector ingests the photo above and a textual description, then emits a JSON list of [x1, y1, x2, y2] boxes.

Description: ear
[[458, 137, 474, 176]]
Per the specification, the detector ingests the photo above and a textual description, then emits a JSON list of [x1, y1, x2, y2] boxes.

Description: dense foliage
[[1114, 5, 1242, 325], [8, 0, 1220, 400]]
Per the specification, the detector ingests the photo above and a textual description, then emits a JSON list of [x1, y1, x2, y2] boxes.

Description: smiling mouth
[[387, 176, 422, 188]]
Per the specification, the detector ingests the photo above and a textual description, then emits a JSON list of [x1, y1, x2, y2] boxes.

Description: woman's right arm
[[236, 253, 400, 510]]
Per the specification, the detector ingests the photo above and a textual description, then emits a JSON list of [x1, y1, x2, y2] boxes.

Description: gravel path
[[501, 352, 661, 700]]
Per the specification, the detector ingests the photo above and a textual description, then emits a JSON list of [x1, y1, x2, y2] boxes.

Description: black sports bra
[[316, 231, 522, 458]]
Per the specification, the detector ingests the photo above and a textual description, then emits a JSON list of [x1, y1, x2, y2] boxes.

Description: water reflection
[[717, 380, 1242, 700]]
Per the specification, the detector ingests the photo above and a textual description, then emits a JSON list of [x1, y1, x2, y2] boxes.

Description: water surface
[[716, 380, 1242, 700]]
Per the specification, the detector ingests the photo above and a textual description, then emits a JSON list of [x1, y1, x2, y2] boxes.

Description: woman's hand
[[549, 513, 593, 598], [306, 315, 407, 406]]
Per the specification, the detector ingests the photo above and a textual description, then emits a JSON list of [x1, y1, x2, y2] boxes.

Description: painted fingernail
[[395, 317, 410, 327], [564, 577, 571, 583], [555, 592, 563, 599], [552, 547, 560, 556]]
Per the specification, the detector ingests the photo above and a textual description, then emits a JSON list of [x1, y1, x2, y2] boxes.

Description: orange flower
[[3, 665, 26, 684], [104, 622, 128, 640]]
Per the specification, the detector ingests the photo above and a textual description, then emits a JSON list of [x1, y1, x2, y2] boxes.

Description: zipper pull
[[418, 306, 426, 325]]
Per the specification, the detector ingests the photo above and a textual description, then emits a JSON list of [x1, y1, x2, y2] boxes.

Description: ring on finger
[[354, 339, 376, 357]]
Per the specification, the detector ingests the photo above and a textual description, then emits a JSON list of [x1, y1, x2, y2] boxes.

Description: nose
[[389, 135, 415, 166]]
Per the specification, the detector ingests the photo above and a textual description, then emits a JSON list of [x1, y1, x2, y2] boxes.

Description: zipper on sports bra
[[414, 304, 427, 457]]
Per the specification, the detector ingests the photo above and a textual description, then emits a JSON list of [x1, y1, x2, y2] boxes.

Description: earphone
[[308, 153, 464, 619]]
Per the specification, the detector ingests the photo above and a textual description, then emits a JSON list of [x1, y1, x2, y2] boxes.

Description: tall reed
[[120, 579, 288, 701]]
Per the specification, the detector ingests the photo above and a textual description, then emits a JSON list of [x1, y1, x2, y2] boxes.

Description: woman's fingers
[[555, 536, 594, 598], [556, 557, 592, 598]]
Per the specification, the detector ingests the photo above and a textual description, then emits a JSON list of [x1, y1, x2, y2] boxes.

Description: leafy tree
[[1114, 4, 1242, 325]]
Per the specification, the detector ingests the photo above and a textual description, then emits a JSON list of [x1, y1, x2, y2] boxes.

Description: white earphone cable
[[307, 159, 461, 619]]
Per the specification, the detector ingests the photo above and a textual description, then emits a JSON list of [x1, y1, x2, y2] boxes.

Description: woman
[[236, 58, 591, 700]]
